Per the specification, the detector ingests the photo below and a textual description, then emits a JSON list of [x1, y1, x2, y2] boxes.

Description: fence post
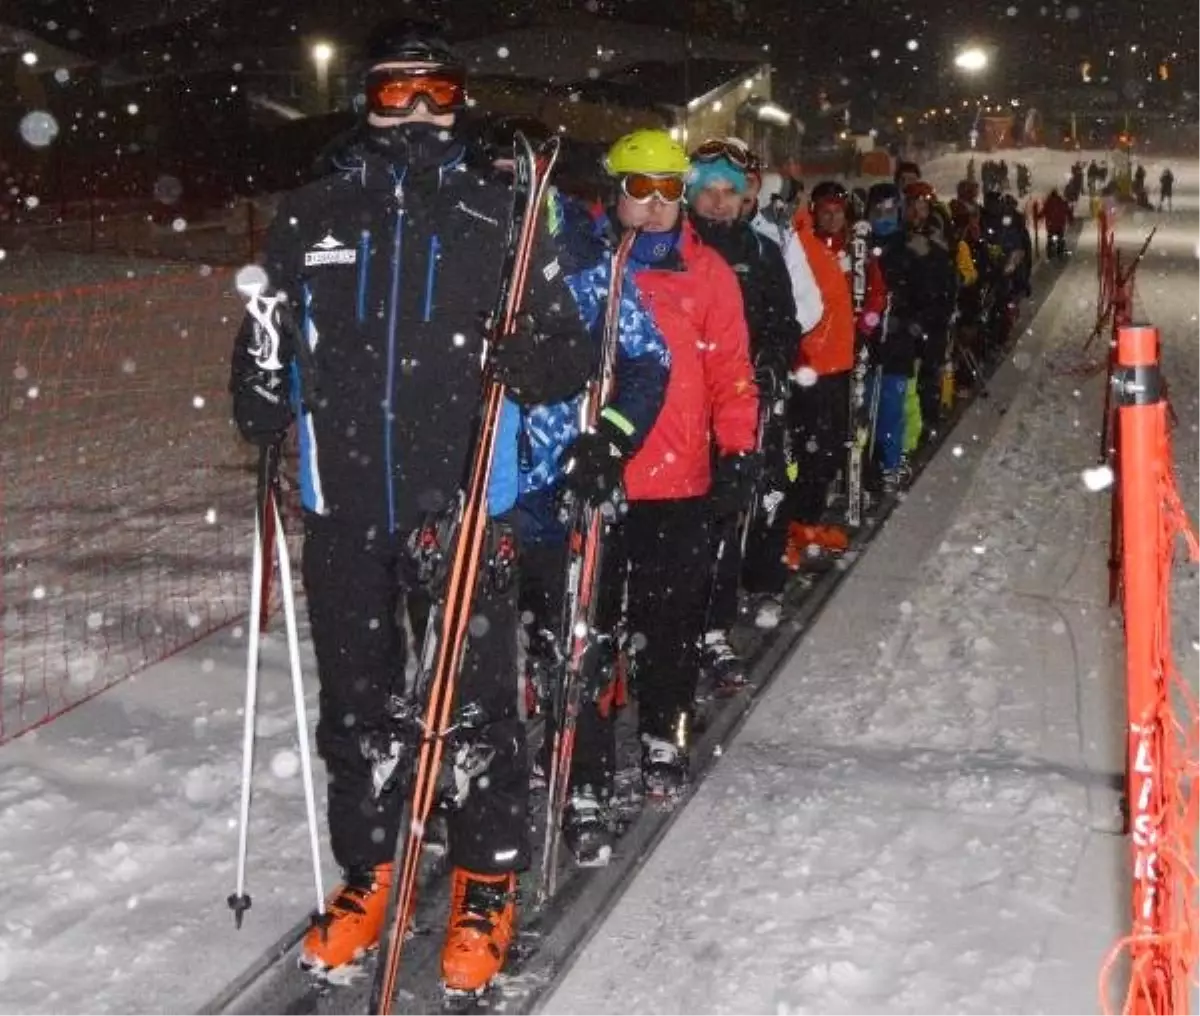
[[1113, 323, 1172, 1014]]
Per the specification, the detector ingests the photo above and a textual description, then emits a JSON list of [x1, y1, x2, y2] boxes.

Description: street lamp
[[954, 47, 989, 73], [312, 41, 334, 113]]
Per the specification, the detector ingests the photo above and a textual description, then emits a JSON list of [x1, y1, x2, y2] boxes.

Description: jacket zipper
[[384, 187, 404, 535], [356, 229, 371, 323], [423, 234, 440, 322]]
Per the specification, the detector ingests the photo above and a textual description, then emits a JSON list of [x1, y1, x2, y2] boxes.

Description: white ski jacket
[[748, 207, 825, 334]]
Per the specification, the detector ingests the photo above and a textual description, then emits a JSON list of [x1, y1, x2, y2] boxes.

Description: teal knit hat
[[686, 157, 748, 199]]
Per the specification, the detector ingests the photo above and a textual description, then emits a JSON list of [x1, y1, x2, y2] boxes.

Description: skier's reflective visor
[[620, 173, 685, 204], [365, 67, 467, 116]]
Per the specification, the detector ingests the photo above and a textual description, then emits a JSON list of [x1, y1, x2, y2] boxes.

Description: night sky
[[8, 0, 1197, 113]]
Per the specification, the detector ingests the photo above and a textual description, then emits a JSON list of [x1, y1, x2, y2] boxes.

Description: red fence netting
[[0, 268, 282, 742]]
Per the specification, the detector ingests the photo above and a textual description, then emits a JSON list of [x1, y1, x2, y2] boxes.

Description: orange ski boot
[[440, 868, 517, 997], [299, 863, 393, 980], [808, 523, 849, 553]]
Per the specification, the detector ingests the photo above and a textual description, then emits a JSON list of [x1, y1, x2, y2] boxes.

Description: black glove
[[709, 452, 760, 520], [753, 360, 788, 405], [233, 369, 292, 446], [561, 420, 629, 509], [492, 312, 597, 407]]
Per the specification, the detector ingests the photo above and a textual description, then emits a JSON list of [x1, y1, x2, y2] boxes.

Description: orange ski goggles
[[620, 173, 686, 204], [365, 66, 467, 116]]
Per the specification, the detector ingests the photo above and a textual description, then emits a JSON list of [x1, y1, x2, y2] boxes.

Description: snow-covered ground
[[543, 165, 1199, 1015], [0, 149, 1193, 1014], [0, 620, 335, 1013]]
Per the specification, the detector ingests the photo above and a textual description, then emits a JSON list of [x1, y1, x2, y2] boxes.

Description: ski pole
[[270, 490, 327, 922], [228, 441, 277, 929]]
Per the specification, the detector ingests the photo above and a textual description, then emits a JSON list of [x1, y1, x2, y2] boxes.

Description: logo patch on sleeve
[[304, 233, 357, 266]]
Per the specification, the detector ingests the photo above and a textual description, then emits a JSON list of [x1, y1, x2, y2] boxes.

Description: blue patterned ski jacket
[[512, 193, 670, 543]]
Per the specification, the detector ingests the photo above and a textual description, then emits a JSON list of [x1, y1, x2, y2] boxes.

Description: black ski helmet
[[893, 159, 921, 185], [809, 180, 848, 210], [363, 17, 460, 70], [866, 181, 902, 211]]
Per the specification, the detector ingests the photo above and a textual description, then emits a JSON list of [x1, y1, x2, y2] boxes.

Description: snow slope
[[0, 620, 337, 1015], [0, 149, 1191, 1014], [543, 171, 1198, 1014]]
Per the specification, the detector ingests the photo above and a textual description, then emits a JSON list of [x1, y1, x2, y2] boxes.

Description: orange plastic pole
[[1115, 324, 1172, 1014]]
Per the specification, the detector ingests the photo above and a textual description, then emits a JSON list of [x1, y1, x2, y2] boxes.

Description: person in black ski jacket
[[228, 18, 593, 995], [685, 139, 801, 694], [902, 180, 959, 442]]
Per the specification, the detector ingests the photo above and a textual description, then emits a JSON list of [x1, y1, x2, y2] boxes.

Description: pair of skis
[[368, 133, 561, 1015], [538, 227, 635, 902], [845, 219, 875, 528]]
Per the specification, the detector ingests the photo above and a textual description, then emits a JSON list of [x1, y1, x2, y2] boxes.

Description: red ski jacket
[[1039, 192, 1072, 234], [625, 222, 759, 501]]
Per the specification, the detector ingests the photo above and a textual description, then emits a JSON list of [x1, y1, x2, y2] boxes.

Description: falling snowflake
[[271, 750, 301, 779], [1082, 465, 1114, 491], [18, 110, 58, 148], [792, 366, 819, 388], [192, 395, 206, 409]]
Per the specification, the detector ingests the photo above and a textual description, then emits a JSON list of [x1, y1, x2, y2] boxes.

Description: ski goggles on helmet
[[620, 172, 686, 204], [690, 138, 758, 171], [364, 65, 467, 116]]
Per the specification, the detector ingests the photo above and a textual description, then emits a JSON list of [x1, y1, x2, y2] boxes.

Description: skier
[[742, 161, 826, 339], [902, 180, 958, 444], [1133, 163, 1147, 205], [741, 154, 826, 621], [686, 138, 802, 682], [1159, 167, 1174, 212], [229, 18, 595, 994], [576, 129, 759, 803], [978, 191, 1028, 352], [894, 159, 921, 192], [510, 180, 672, 867], [787, 181, 860, 561], [860, 183, 918, 491], [1040, 188, 1072, 261], [1016, 162, 1031, 197]]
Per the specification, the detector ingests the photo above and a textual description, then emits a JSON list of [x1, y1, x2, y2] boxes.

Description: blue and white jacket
[[512, 193, 670, 542]]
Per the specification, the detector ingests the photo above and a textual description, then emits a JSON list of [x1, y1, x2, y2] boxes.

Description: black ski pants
[[559, 497, 712, 794], [708, 404, 792, 630], [787, 372, 851, 524], [917, 325, 951, 432], [302, 511, 528, 878]]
